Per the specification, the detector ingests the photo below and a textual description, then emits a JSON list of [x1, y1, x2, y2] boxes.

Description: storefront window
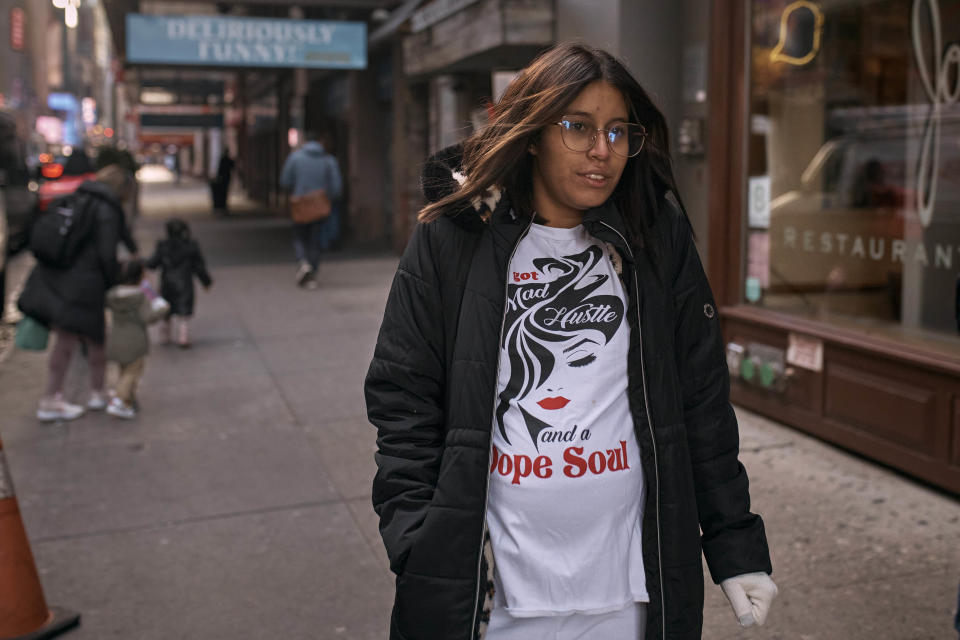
[[745, 0, 960, 348]]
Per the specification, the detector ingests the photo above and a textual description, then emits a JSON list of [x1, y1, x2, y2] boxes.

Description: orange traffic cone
[[0, 435, 79, 639]]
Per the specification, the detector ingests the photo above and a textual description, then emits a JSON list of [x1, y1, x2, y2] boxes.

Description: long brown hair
[[96, 163, 135, 204], [418, 42, 685, 249]]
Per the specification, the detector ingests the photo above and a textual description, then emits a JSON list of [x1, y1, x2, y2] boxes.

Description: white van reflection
[[767, 114, 960, 328]]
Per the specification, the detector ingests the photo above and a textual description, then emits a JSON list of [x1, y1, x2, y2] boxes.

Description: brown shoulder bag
[[290, 189, 332, 224]]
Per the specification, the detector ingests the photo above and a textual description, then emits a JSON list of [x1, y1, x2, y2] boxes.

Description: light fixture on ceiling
[[53, 0, 82, 28], [65, 3, 78, 28], [140, 88, 177, 105]]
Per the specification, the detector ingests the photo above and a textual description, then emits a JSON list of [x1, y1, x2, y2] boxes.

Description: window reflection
[[746, 0, 960, 347]]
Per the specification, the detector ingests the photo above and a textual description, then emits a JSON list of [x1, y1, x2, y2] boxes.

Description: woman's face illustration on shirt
[[496, 245, 624, 449], [533, 336, 602, 411]]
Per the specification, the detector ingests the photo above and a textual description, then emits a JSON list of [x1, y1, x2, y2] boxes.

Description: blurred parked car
[[0, 109, 38, 255], [35, 148, 97, 213], [1, 109, 40, 322]]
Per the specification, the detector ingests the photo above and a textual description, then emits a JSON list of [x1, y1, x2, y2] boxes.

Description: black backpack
[[30, 192, 96, 268]]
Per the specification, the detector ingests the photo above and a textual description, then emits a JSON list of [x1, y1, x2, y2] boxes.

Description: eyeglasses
[[554, 116, 647, 158]]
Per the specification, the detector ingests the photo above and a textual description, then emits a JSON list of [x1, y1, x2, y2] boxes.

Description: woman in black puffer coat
[[146, 218, 211, 348], [18, 175, 132, 421], [365, 43, 776, 640]]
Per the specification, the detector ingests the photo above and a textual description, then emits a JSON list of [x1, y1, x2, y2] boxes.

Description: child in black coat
[[146, 218, 212, 348]]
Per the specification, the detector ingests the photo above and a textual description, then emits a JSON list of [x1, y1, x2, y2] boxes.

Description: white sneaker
[[295, 261, 313, 287], [37, 395, 85, 422], [106, 398, 137, 420], [87, 390, 109, 411]]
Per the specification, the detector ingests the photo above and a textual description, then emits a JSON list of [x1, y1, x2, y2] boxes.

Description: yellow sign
[[770, 1, 825, 66]]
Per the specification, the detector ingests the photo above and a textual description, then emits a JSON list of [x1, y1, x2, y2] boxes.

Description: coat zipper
[[470, 215, 535, 640], [597, 221, 666, 640]]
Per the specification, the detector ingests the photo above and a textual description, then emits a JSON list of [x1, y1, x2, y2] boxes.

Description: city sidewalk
[[0, 180, 957, 639]]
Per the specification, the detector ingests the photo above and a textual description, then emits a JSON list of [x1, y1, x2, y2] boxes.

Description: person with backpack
[[146, 218, 212, 348], [18, 166, 134, 421]]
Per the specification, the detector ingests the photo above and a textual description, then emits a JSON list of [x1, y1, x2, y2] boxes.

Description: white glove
[[150, 296, 170, 315], [720, 572, 778, 627]]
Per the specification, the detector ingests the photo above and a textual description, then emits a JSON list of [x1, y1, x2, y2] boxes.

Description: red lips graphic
[[537, 396, 570, 410]]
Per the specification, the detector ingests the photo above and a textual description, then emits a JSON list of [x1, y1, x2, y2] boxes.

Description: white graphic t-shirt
[[487, 222, 648, 617]]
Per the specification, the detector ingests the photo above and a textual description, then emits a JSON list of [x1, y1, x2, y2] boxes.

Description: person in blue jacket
[[280, 131, 343, 289]]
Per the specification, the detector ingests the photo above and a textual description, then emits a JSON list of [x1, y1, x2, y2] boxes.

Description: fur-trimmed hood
[[418, 143, 693, 272], [370, 140, 771, 640], [418, 143, 638, 260], [419, 144, 507, 230], [418, 143, 637, 282]]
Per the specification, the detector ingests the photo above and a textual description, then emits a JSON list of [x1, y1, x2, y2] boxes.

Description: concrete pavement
[[0, 178, 957, 639]]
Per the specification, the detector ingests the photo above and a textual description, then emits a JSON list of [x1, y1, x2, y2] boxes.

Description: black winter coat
[[146, 237, 211, 316], [17, 181, 124, 343], [365, 152, 772, 640]]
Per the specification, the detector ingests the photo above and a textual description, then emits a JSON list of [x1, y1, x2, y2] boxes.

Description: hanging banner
[[10, 7, 25, 51], [125, 14, 366, 69]]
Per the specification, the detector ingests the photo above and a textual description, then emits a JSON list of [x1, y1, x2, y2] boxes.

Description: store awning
[[401, 0, 553, 77], [101, 0, 398, 66], [368, 0, 426, 50]]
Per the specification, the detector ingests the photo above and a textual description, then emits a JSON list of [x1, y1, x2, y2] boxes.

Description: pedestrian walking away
[[18, 166, 135, 421], [211, 150, 235, 214], [279, 130, 343, 289], [146, 218, 212, 348], [365, 43, 777, 640], [104, 259, 168, 419]]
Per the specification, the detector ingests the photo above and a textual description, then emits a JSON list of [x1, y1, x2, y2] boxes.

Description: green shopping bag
[[14, 316, 49, 351]]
